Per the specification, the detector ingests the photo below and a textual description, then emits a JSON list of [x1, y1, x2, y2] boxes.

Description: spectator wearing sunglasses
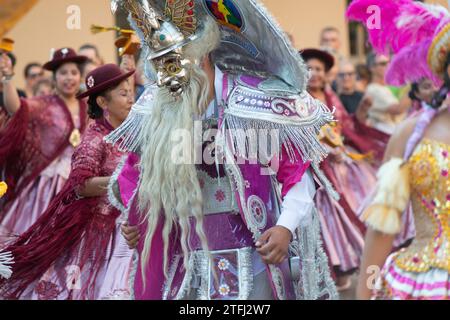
[[364, 53, 408, 134], [337, 60, 367, 114], [24, 62, 45, 98]]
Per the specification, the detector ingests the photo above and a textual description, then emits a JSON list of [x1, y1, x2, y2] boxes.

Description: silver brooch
[[87, 76, 95, 88], [61, 48, 69, 57]]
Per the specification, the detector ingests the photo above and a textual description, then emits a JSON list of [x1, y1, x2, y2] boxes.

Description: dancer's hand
[[121, 222, 140, 249], [0, 53, 13, 78], [255, 226, 291, 265]]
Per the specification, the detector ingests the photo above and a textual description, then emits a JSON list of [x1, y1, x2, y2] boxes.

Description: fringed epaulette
[[362, 158, 411, 234], [0, 250, 13, 279], [220, 74, 339, 200], [107, 156, 128, 213]]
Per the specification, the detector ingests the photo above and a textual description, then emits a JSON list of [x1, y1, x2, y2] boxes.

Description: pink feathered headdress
[[346, 0, 449, 86]]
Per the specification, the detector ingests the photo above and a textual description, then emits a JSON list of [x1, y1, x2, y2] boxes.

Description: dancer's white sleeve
[[276, 170, 316, 236]]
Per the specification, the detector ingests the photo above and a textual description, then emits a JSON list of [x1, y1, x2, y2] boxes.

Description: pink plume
[[393, 2, 449, 53], [346, 0, 449, 54], [346, 0, 409, 54], [385, 38, 443, 87]]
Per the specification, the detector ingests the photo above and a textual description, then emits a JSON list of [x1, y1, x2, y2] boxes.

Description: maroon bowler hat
[[300, 48, 335, 72], [43, 47, 88, 71], [77, 63, 135, 99]]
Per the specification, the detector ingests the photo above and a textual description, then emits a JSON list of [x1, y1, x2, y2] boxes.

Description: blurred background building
[[1, 0, 448, 88]]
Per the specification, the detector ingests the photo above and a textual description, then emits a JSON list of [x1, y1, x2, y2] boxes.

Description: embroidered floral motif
[[35, 280, 62, 300], [247, 195, 267, 230], [218, 284, 230, 296], [196, 169, 239, 215], [87, 76, 95, 88], [215, 190, 226, 202], [269, 266, 286, 300], [217, 258, 230, 271], [102, 289, 131, 300]]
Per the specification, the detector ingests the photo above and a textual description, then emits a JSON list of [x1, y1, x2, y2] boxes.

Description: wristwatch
[[1, 72, 14, 83]]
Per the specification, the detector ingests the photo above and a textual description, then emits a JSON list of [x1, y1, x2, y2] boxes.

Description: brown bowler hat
[[300, 48, 335, 72], [43, 47, 88, 71], [77, 63, 135, 99]]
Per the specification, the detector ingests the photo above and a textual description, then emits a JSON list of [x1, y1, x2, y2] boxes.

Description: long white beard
[[138, 66, 212, 279]]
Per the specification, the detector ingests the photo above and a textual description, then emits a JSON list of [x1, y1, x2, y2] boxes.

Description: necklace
[[69, 112, 81, 147], [69, 128, 81, 147]]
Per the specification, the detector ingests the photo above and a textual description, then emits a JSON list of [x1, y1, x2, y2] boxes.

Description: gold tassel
[[345, 150, 374, 162], [90, 25, 139, 56], [90, 24, 121, 35], [0, 181, 7, 198], [362, 158, 410, 234]]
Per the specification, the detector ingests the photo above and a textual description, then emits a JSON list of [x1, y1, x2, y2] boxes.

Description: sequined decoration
[[395, 139, 450, 273], [165, 0, 197, 36]]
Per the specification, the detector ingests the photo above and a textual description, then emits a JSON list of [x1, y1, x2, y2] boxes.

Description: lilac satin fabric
[[404, 107, 436, 160], [0, 165, 68, 240], [128, 198, 167, 300], [239, 74, 264, 87], [117, 153, 167, 300], [1, 120, 77, 240], [118, 153, 140, 208]]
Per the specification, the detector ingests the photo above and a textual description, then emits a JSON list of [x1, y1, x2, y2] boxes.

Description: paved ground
[[338, 274, 358, 300]]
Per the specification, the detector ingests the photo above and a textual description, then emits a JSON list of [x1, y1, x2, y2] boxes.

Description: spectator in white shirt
[[364, 53, 410, 134]]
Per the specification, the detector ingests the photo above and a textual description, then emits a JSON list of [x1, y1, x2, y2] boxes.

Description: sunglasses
[[338, 72, 356, 78], [28, 72, 44, 79], [375, 61, 389, 67]]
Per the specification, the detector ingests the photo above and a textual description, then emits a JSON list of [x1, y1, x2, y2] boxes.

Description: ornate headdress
[[111, 0, 200, 96], [106, 0, 313, 152], [347, 0, 450, 86], [111, 0, 308, 96]]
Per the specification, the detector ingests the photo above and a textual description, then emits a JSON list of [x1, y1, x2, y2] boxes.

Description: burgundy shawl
[[323, 88, 389, 163], [0, 95, 87, 215], [0, 120, 123, 300]]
